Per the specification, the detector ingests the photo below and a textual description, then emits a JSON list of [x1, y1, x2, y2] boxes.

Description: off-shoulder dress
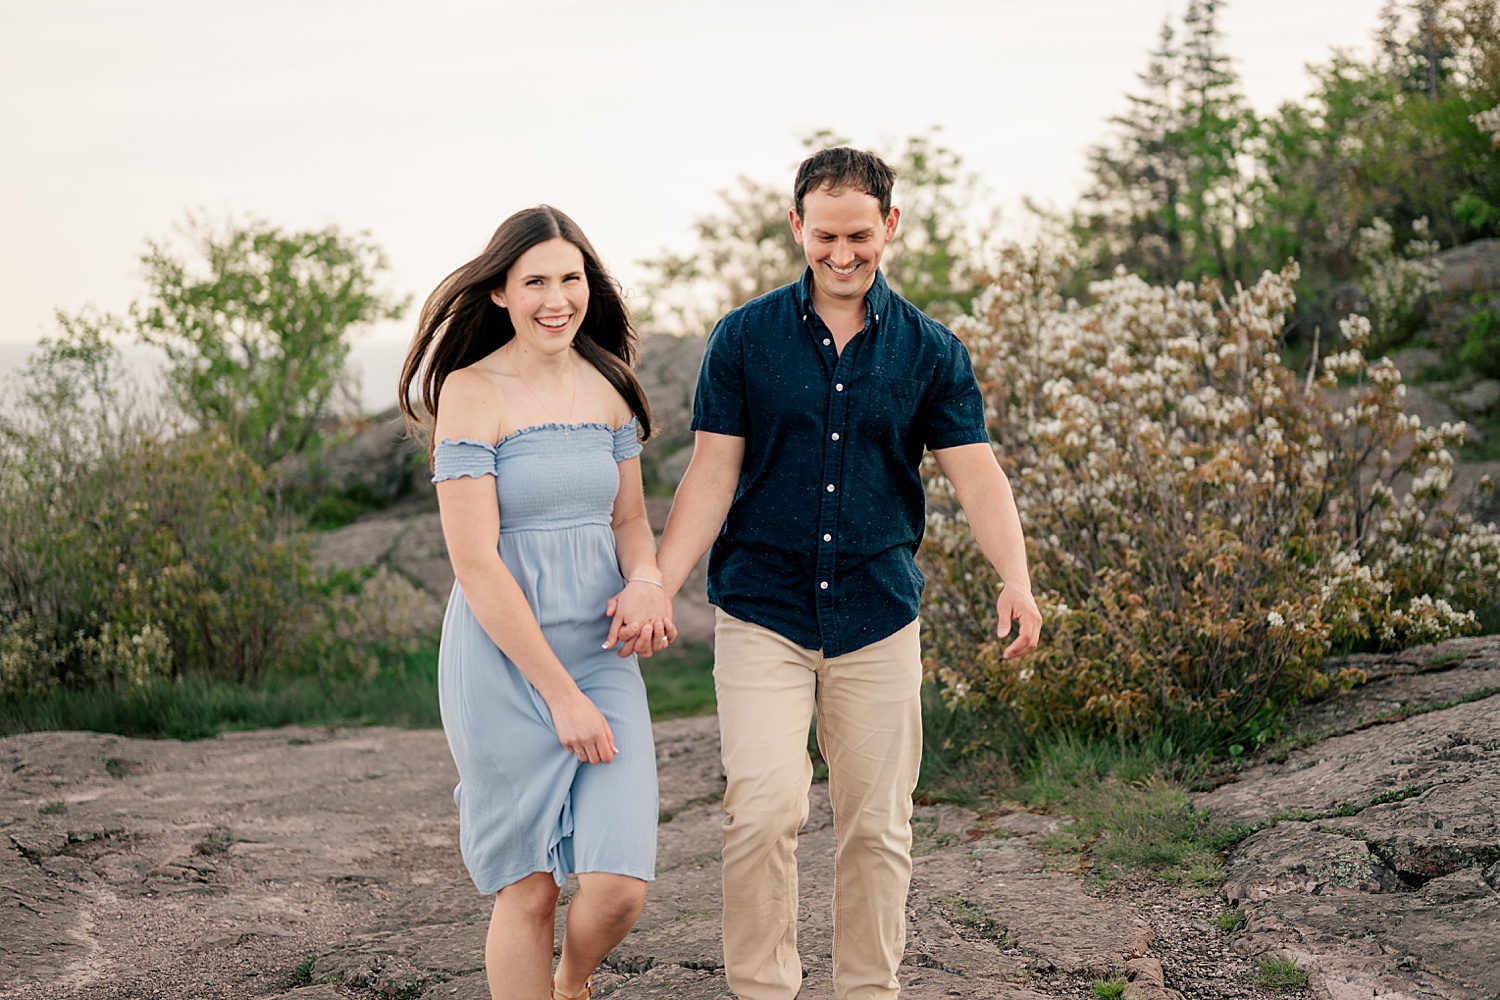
[[431, 419, 657, 893]]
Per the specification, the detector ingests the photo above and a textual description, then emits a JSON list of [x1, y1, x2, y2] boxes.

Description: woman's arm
[[434, 369, 619, 763], [605, 453, 675, 657]]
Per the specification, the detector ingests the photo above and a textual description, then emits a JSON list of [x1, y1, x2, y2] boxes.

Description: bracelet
[[626, 577, 664, 588]]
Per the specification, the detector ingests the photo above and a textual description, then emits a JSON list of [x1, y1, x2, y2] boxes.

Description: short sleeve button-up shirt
[[690, 268, 989, 656]]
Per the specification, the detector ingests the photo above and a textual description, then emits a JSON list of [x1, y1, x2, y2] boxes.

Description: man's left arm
[[931, 442, 1042, 659]]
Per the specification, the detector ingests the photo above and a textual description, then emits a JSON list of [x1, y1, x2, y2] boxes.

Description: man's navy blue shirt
[[690, 268, 990, 656]]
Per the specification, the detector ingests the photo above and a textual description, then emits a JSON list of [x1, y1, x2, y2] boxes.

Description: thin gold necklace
[[513, 356, 579, 437]]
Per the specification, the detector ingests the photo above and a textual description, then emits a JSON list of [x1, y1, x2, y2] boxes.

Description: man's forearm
[[657, 470, 735, 597], [962, 468, 1032, 593], [658, 434, 744, 598], [935, 443, 1033, 593]]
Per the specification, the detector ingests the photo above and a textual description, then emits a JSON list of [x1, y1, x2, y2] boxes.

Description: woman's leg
[[552, 872, 648, 996], [485, 871, 561, 1000]]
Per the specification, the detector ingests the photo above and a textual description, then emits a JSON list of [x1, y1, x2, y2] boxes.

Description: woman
[[399, 206, 674, 1000]]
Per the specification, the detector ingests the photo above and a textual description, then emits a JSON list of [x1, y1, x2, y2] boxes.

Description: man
[[655, 147, 1041, 1000]]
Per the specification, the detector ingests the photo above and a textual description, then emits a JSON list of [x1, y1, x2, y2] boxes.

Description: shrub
[[1458, 292, 1500, 380], [0, 330, 322, 695], [1352, 217, 1441, 356], [323, 567, 439, 681], [921, 241, 1500, 744]]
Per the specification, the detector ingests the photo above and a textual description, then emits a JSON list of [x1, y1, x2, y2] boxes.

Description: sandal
[[552, 976, 592, 1000]]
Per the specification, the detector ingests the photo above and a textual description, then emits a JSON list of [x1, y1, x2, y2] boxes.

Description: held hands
[[549, 688, 618, 764], [996, 586, 1043, 659], [604, 578, 678, 658]]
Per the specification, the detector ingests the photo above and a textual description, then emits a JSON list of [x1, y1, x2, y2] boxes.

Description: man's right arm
[[656, 430, 745, 600]]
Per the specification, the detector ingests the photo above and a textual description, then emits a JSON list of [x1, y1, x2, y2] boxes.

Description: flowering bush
[[325, 567, 440, 681], [1352, 217, 1441, 355], [920, 241, 1500, 741]]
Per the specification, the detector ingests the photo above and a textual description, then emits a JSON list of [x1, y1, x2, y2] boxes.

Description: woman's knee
[[577, 873, 647, 925], [495, 872, 561, 925]]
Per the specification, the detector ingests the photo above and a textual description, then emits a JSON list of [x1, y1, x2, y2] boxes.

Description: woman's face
[[491, 238, 589, 355]]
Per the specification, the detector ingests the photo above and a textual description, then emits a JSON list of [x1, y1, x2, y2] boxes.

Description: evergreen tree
[[1075, 0, 1260, 287]]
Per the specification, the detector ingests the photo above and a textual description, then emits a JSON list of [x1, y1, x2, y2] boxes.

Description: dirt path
[[3, 636, 1497, 1000]]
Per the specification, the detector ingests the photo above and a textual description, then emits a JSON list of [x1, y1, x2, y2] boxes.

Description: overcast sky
[[1, 0, 1387, 411]]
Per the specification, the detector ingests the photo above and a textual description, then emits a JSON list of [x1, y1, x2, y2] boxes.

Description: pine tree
[[1075, 1, 1260, 287]]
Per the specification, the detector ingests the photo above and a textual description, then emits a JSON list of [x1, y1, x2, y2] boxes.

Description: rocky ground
[[8, 264, 1499, 998], [3, 635, 1497, 1000]]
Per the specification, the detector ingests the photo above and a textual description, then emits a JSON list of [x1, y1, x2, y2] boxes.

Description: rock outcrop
[[3, 636, 1497, 999]]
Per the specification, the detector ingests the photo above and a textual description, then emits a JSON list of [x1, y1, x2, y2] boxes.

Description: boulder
[[1452, 378, 1500, 416], [1434, 238, 1500, 295]]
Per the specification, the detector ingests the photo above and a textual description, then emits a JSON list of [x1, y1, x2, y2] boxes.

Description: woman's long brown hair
[[398, 206, 651, 464]]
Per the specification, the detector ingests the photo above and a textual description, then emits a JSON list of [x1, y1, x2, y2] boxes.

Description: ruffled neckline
[[438, 416, 637, 452]]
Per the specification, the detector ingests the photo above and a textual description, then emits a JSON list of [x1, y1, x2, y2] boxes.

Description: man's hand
[[604, 585, 677, 658], [996, 587, 1042, 659]]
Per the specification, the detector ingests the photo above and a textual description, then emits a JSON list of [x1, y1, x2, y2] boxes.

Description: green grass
[[0, 641, 444, 740], [1214, 909, 1245, 932], [914, 695, 1246, 883], [288, 954, 317, 988], [1254, 956, 1310, 990], [1, 634, 722, 741], [38, 800, 66, 815], [916, 688, 1030, 808], [1008, 735, 1235, 884], [1091, 973, 1128, 999], [638, 641, 716, 718]]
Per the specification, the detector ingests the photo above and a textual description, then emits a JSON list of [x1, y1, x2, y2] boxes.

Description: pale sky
[[1, 0, 1386, 412]]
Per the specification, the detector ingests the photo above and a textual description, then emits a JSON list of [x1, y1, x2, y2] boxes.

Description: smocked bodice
[[432, 420, 642, 532]]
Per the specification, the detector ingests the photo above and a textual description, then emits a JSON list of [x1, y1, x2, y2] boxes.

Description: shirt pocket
[[852, 375, 924, 443]]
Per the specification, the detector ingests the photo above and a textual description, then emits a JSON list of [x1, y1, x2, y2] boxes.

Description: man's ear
[[884, 206, 901, 241], [789, 208, 806, 246]]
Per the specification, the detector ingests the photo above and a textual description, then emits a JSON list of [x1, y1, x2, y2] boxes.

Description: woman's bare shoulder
[[436, 361, 509, 440], [576, 354, 635, 427]]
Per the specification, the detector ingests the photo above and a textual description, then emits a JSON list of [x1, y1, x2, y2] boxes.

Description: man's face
[[790, 184, 900, 307]]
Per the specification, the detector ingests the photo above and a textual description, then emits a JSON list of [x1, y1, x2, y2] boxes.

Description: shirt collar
[[796, 267, 891, 326]]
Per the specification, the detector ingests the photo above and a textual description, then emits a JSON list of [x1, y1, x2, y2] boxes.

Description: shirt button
[[835, 383, 844, 391], [826, 483, 835, 492], [831, 432, 840, 441], [822, 338, 831, 346], [823, 533, 831, 542], [820, 581, 829, 590]]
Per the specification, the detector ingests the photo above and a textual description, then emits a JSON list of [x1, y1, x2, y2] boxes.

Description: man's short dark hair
[[793, 147, 896, 219]]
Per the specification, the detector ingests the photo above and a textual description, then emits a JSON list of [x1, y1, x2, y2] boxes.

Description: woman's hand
[[604, 580, 677, 658], [548, 688, 618, 764]]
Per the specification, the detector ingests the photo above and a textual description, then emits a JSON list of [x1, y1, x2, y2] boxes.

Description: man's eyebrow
[[810, 226, 875, 236]]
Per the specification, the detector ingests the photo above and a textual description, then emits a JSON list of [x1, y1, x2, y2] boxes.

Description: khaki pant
[[713, 610, 923, 1000]]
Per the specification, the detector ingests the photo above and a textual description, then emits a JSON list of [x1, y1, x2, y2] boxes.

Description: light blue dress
[[432, 419, 657, 894]]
